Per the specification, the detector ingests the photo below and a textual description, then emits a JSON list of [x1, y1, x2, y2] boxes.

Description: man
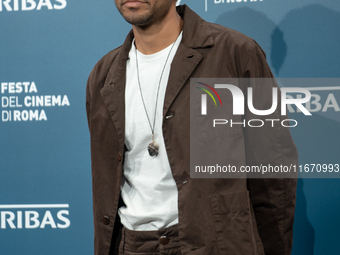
[[86, 1, 298, 255]]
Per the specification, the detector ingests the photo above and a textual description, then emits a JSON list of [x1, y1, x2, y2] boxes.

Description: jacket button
[[159, 236, 170, 245], [103, 216, 110, 225], [118, 153, 122, 162]]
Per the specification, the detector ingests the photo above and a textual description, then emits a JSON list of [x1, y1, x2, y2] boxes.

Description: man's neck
[[132, 7, 183, 55]]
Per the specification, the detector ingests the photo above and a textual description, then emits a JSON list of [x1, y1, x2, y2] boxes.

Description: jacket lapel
[[99, 5, 214, 146], [163, 5, 214, 117], [100, 32, 134, 150], [163, 45, 202, 117]]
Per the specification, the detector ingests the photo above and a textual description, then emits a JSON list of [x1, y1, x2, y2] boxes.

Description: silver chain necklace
[[135, 33, 181, 157]]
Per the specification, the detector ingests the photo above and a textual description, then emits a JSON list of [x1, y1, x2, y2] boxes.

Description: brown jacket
[[86, 5, 298, 255]]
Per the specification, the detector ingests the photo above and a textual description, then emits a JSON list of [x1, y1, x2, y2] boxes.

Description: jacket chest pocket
[[210, 190, 256, 255]]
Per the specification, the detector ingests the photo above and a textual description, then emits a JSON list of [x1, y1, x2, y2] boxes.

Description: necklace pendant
[[148, 141, 159, 157]]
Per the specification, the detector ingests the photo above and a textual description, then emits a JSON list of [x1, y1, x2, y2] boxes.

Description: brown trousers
[[118, 224, 181, 255]]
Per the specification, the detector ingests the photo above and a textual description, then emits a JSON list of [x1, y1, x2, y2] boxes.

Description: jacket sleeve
[[241, 41, 298, 255]]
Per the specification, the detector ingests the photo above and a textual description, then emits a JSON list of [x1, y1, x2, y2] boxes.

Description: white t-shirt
[[118, 33, 182, 231]]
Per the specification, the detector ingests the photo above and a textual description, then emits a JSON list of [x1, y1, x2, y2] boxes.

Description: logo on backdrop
[[1, 81, 70, 122], [180, 0, 265, 12], [0, 0, 67, 12], [286, 86, 340, 114], [213, 0, 264, 3], [0, 204, 70, 229]]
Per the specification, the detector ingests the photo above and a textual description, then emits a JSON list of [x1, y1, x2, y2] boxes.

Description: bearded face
[[115, 0, 175, 28]]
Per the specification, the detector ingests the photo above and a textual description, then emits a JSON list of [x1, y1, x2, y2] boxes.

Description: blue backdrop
[[1, 0, 339, 254]]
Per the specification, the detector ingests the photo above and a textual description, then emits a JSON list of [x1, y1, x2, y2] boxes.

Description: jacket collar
[[100, 5, 214, 149], [106, 4, 214, 86], [177, 5, 214, 49]]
